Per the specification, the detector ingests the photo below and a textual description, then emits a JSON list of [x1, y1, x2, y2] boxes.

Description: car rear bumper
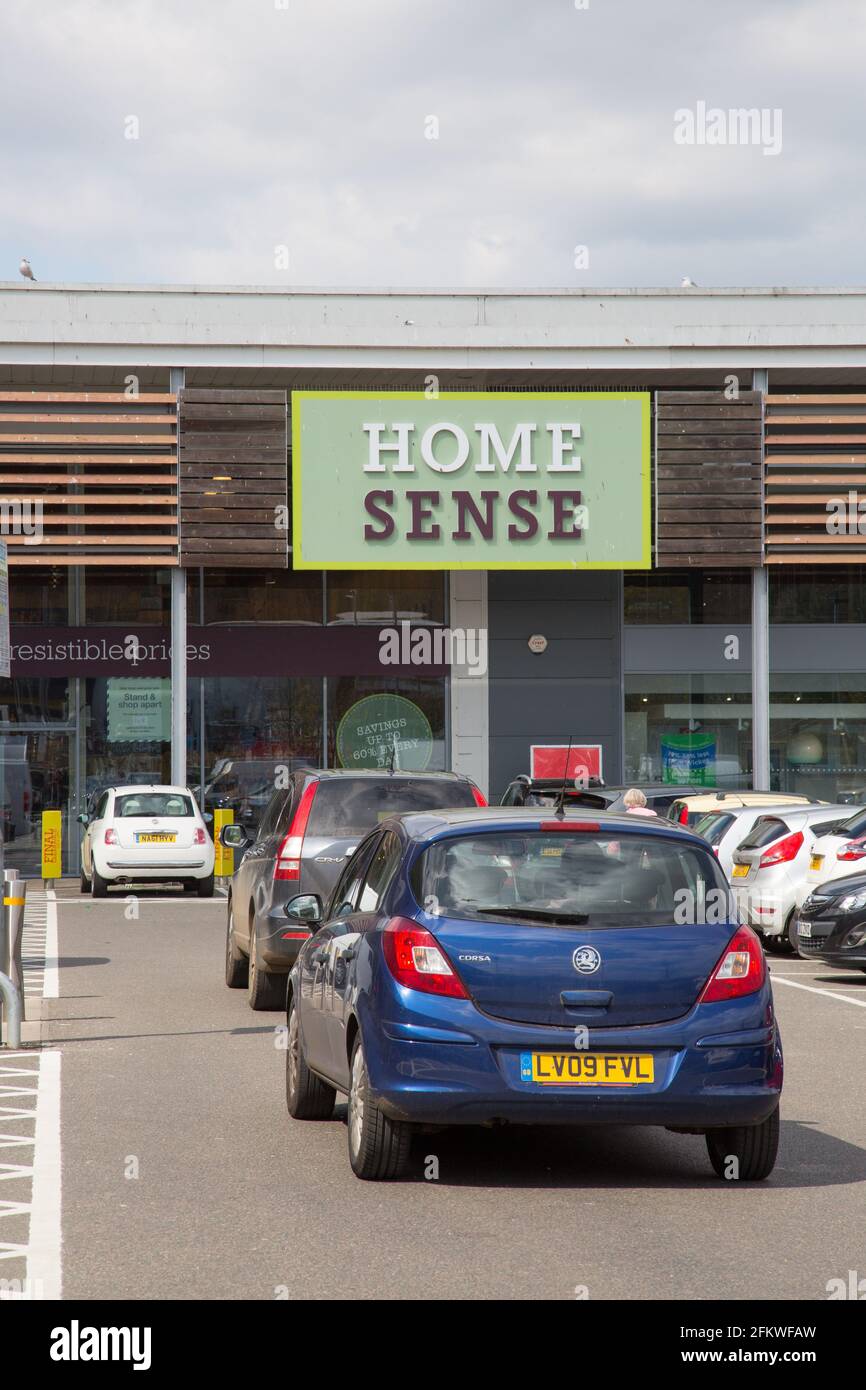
[[258, 908, 312, 971], [362, 996, 783, 1130]]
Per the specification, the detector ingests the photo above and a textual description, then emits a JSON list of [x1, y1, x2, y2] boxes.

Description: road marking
[[43, 890, 58, 1000], [772, 975, 866, 1008], [25, 1049, 61, 1300]]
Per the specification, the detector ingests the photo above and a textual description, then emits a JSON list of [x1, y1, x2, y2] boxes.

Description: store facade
[[2, 284, 866, 873]]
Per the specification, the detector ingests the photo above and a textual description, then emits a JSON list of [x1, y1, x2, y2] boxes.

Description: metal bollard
[[1, 869, 25, 1046]]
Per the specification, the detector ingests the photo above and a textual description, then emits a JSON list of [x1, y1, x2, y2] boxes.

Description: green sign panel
[[292, 391, 651, 570], [336, 694, 433, 771], [107, 678, 171, 743]]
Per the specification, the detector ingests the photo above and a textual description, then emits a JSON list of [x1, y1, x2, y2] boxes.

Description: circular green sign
[[336, 694, 434, 771]]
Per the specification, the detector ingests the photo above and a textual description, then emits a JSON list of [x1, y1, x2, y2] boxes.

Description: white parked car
[[794, 805, 866, 910], [694, 803, 819, 884], [79, 784, 215, 898], [730, 804, 851, 951]]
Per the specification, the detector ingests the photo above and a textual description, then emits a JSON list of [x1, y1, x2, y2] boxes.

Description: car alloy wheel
[[287, 1006, 300, 1098], [348, 1045, 366, 1162], [346, 1036, 412, 1180]]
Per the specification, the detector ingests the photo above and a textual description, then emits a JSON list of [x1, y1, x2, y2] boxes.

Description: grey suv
[[221, 767, 485, 1009]]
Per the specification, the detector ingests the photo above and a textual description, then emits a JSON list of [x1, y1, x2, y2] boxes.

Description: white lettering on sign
[[475, 423, 536, 473], [361, 421, 583, 475]]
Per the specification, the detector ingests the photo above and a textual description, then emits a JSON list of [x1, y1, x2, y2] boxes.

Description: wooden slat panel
[[765, 394, 866, 405], [0, 432, 174, 445], [0, 472, 176, 485], [0, 413, 176, 425], [0, 392, 175, 403], [9, 554, 180, 566], [654, 391, 764, 566], [177, 387, 287, 568], [4, 534, 178, 547], [0, 454, 176, 464], [180, 389, 286, 405]]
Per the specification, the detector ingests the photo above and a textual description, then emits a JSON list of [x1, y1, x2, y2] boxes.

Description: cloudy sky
[[1, 0, 863, 288]]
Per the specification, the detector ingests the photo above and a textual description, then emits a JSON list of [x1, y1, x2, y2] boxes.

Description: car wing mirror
[[219, 823, 248, 849], [284, 893, 323, 926], [77, 813, 89, 825]]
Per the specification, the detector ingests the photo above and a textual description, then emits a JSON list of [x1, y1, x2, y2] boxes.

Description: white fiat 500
[[79, 785, 215, 897]]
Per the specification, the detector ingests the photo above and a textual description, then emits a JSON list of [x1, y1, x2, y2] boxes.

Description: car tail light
[[193, 827, 207, 845], [382, 917, 469, 998], [274, 782, 318, 881], [540, 821, 600, 832], [699, 925, 766, 1003], [758, 830, 803, 868], [104, 828, 118, 845], [471, 785, 488, 807], [837, 839, 866, 861]]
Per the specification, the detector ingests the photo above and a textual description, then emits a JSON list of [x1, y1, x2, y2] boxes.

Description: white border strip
[[773, 975, 866, 1009], [43, 890, 58, 1000], [26, 1049, 61, 1300]]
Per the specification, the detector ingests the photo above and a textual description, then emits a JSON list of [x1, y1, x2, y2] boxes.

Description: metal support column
[[170, 367, 187, 788], [751, 368, 770, 790]]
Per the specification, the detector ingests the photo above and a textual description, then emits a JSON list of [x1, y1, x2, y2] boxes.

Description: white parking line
[[26, 1049, 61, 1300], [772, 976, 866, 1008], [43, 891, 58, 1000]]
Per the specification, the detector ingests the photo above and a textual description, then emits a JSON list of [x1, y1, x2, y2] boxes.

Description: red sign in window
[[530, 744, 603, 782]]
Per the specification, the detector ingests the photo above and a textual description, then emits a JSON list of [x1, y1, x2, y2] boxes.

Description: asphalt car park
[[23, 884, 866, 1301]]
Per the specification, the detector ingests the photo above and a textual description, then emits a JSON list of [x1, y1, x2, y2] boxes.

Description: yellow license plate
[[732, 863, 750, 878], [810, 855, 823, 871], [523, 1052, 655, 1086], [136, 833, 176, 843]]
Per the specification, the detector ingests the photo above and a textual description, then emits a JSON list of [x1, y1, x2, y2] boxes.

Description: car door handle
[[560, 990, 613, 1009]]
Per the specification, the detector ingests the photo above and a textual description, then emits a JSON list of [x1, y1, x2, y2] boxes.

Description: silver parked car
[[221, 767, 486, 1009]]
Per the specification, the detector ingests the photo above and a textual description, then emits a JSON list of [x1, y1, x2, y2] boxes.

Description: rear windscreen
[[839, 809, 866, 837], [739, 816, 789, 850], [115, 793, 194, 818], [411, 830, 731, 927], [306, 778, 476, 838], [694, 812, 735, 846]]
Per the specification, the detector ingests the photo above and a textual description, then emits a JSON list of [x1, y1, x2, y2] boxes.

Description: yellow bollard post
[[213, 808, 234, 879], [41, 809, 63, 888]]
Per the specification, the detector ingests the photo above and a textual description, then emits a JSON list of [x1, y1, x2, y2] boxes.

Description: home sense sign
[[292, 392, 650, 569]]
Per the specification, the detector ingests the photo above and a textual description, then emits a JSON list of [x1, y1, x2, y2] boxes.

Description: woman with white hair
[[622, 787, 658, 817]]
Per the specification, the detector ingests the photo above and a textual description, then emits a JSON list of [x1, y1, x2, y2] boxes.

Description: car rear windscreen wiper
[[472, 906, 589, 924]]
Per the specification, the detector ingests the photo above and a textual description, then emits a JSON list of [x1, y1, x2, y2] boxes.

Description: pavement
[[3, 883, 866, 1300]]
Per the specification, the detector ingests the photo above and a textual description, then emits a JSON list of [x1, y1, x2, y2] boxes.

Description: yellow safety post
[[41, 809, 63, 885], [214, 808, 234, 878]]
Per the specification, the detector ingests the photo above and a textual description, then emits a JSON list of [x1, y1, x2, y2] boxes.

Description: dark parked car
[[221, 767, 486, 1009], [794, 871, 866, 971], [500, 776, 710, 815], [283, 808, 782, 1181]]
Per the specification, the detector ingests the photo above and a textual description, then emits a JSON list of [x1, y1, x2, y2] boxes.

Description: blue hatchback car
[[284, 809, 783, 1180]]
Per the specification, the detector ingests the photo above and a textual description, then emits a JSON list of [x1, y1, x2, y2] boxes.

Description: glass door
[[0, 728, 75, 876]]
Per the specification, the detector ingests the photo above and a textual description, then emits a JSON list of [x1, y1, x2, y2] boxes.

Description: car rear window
[[694, 812, 735, 846], [306, 778, 477, 838], [738, 816, 789, 850], [412, 830, 730, 928], [839, 809, 866, 837], [114, 793, 195, 818]]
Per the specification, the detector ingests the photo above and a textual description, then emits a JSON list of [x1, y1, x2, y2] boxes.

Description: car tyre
[[196, 874, 215, 899], [285, 996, 335, 1120], [347, 1035, 412, 1180], [786, 913, 802, 957], [224, 900, 248, 988], [247, 926, 287, 1010], [91, 866, 110, 898], [706, 1104, 780, 1182], [80, 867, 89, 893]]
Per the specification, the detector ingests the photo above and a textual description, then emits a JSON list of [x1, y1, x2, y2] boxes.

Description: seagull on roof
[[680, 276, 698, 288], [19, 258, 36, 281]]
